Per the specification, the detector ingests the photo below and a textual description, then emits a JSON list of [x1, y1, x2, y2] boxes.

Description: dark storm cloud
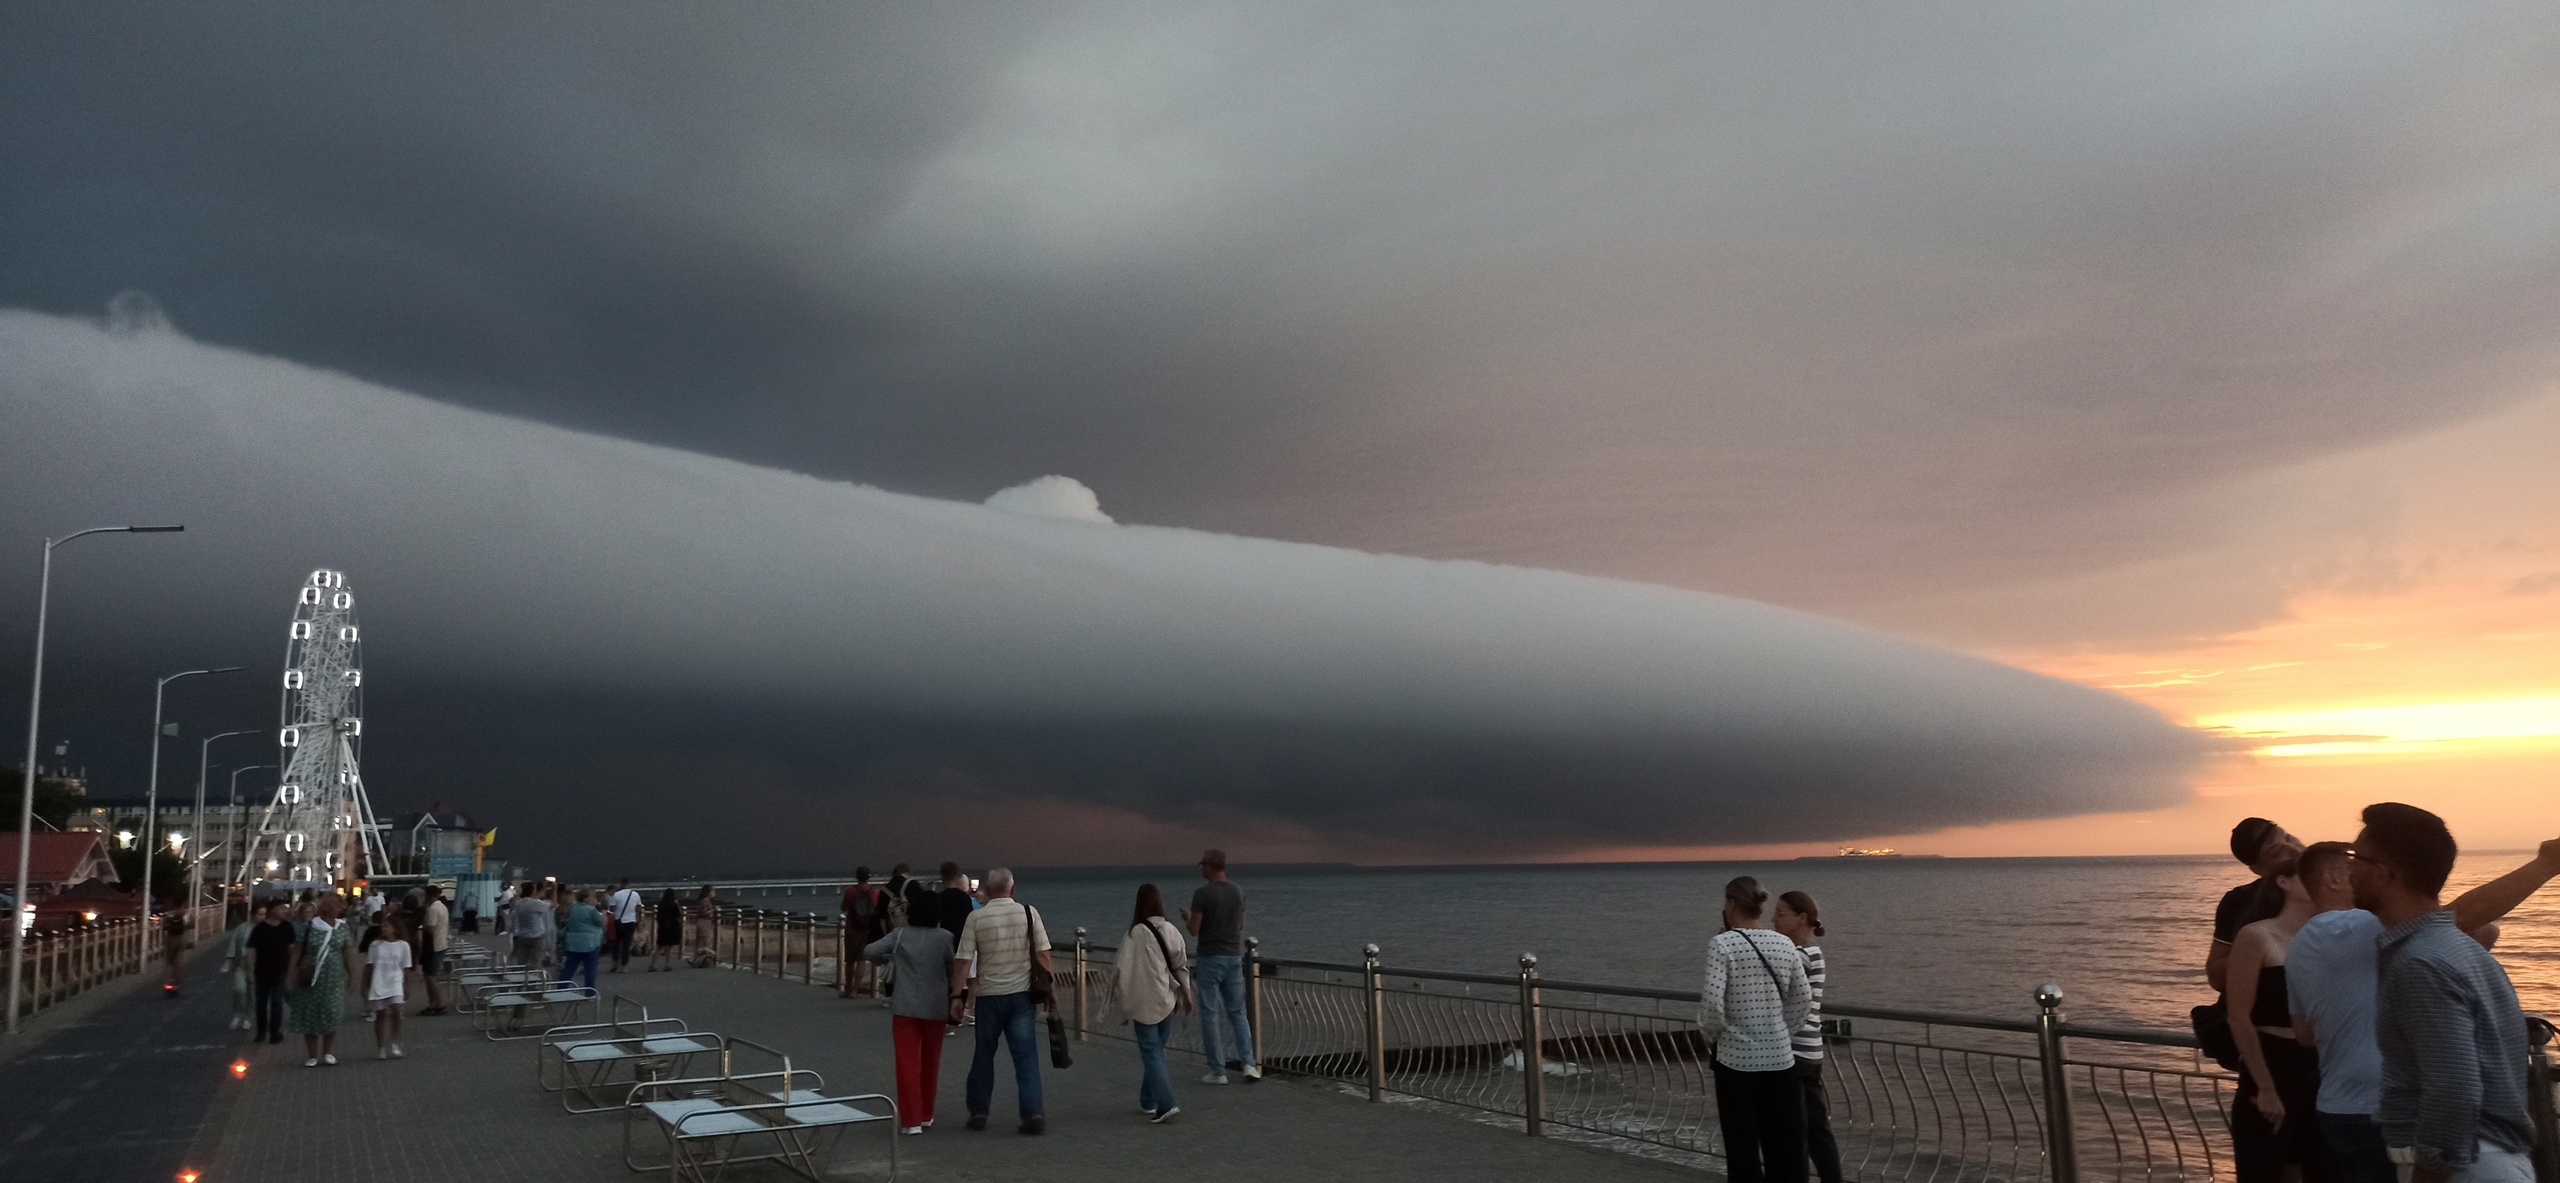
[[0, 313, 2202, 870], [6, 2, 2557, 654]]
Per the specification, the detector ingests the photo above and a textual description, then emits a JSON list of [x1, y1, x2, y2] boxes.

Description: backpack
[[847, 885, 883, 926]]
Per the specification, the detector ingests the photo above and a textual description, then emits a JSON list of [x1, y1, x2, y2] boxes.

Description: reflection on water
[[694, 853, 2557, 1029]]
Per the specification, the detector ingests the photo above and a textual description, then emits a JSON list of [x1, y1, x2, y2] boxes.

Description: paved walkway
[[10, 934, 1708, 1181]]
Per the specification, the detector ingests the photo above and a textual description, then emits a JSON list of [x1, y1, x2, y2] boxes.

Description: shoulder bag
[[298, 922, 339, 990], [1141, 917, 1196, 1015]]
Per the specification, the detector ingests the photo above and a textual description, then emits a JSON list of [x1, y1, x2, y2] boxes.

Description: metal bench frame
[[622, 1064, 895, 1183], [539, 998, 727, 1113], [476, 980, 598, 1039]]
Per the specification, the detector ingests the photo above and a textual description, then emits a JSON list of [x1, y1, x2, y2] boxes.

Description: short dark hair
[[855, 866, 871, 883], [2298, 840, 2353, 883], [2359, 802, 2457, 895], [907, 892, 941, 928], [939, 861, 962, 883], [2230, 818, 2279, 865]]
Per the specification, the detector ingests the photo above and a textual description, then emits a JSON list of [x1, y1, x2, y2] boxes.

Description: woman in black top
[[649, 890, 684, 971]]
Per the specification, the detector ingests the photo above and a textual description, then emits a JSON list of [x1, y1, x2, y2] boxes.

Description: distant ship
[[1796, 847, 1945, 860]]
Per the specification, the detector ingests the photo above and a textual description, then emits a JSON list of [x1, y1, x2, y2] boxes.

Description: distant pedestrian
[[364, 912, 416, 1060], [1700, 876, 1814, 1183], [245, 900, 295, 1044], [286, 893, 356, 1067], [843, 868, 887, 997], [1182, 849, 1259, 1083], [1774, 891, 1840, 1183], [223, 905, 258, 1030], [935, 863, 974, 943], [2353, 804, 2537, 1183], [160, 902, 192, 996], [952, 868, 1051, 1135], [867, 891, 956, 1135], [2224, 853, 2331, 1183], [495, 881, 516, 934], [607, 880, 643, 973], [690, 885, 719, 967], [416, 884, 451, 1015], [510, 881, 556, 976], [650, 889, 683, 971], [561, 889, 604, 990], [1122, 884, 1193, 1124], [884, 863, 914, 930]]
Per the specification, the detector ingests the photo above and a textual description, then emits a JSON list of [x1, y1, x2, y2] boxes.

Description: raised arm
[[2449, 838, 2560, 934]]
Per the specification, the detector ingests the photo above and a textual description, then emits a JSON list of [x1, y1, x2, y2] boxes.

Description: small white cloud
[[985, 475, 1115, 524], [102, 290, 174, 337]]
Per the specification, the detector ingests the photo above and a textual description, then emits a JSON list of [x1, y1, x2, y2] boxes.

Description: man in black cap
[[2210, 817, 2304, 993]]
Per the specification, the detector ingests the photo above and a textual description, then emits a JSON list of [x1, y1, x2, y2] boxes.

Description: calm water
[[696, 854, 2559, 1030]]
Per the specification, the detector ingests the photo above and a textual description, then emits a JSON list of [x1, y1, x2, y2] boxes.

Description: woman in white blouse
[[1117, 884, 1194, 1124], [1701, 876, 1815, 1183]]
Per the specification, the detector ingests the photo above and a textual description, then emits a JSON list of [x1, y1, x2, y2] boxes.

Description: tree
[[107, 826, 188, 901], [0, 766, 84, 831]]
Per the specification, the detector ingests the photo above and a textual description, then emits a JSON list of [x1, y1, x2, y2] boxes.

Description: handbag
[[2191, 1001, 2242, 1071], [1142, 918, 1196, 1015]]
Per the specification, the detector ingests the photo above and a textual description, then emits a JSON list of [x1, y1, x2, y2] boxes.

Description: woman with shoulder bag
[[1118, 884, 1194, 1124], [865, 893, 955, 1135], [1700, 876, 1815, 1183], [284, 893, 358, 1067]]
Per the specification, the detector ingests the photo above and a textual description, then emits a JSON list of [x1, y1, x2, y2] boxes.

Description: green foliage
[[0, 767, 84, 831], [107, 825, 189, 898]]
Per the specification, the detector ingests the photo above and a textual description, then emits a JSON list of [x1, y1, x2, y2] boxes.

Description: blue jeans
[[560, 949, 598, 990], [1133, 1019, 1175, 1115], [2319, 1112, 2392, 1183], [965, 991, 1044, 1120], [1195, 955, 1256, 1072]]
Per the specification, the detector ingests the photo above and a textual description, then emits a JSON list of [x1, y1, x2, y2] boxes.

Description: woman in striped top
[[1776, 891, 1841, 1183]]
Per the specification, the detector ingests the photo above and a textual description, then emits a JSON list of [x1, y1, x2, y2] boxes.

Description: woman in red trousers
[[864, 893, 956, 1134]]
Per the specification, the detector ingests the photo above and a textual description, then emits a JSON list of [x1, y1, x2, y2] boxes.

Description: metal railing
[[693, 906, 846, 993], [11, 902, 223, 1021], [1056, 934, 2259, 1183]]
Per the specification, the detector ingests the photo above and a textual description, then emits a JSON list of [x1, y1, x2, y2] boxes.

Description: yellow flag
[[477, 828, 497, 847]]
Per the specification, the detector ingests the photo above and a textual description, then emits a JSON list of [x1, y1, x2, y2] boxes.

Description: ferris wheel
[[245, 568, 386, 887]]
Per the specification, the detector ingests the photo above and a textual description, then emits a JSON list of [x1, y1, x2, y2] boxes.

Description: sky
[[3, 3, 2556, 871]]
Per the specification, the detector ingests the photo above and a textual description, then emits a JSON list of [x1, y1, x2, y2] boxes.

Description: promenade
[[1, 935, 1701, 1182]]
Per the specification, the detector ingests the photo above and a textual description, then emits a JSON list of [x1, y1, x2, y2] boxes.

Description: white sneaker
[[899, 1126, 924, 1136], [303, 1058, 319, 1068], [1245, 1064, 1264, 1081], [1151, 1106, 1181, 1124], [391, 1044, 404, 1059], [376, 1047, 389, 1060], [322, 1053, 338, 1066], [1200, 1071, 1230, 1085]]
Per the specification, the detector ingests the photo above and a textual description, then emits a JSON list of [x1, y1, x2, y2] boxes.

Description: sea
[[681, 853, 2559, 1031]]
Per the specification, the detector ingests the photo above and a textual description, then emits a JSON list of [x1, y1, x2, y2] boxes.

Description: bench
[[622, 1064, 896, 1183]]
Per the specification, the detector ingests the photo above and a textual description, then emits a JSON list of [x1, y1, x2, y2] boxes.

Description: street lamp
[[221, 763, 275, 897], [10, 523, 182, 1035], [189, 730, 262, 919], [137, 666, 241, 972]]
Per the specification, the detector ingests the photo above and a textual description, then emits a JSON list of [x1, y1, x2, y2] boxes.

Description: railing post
[[1363, 943, 1386, 1103], [1073, 928, 1089, 1041], [1520, 952, 1545, 1136], [2035, 983, 2079, 1183], [1245, 936, 1263, 1061]]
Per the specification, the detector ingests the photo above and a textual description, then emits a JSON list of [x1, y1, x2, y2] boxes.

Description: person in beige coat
[[1118, 884, 1193, 1123]]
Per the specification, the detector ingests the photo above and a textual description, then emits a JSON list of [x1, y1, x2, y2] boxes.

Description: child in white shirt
[[363, 915, 417, 1060]]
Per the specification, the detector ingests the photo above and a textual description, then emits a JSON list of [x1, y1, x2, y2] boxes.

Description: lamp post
[[9, 524, 182, 1035], [190, 730, 261, 920], [138, 666, 241, 972], [222, 763, 274, 899]]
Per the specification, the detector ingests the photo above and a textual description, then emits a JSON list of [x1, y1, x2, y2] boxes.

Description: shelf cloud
[[1, 309, 2207, 869]]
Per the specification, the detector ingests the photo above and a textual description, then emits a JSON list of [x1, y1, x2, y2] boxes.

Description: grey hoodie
[[864, 925, 957, 1022]]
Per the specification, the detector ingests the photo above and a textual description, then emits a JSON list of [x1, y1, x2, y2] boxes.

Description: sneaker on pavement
[[1245, 1064, 1264, 1081], [899, 1126, 924, 1136], [391, 1044, 404, 1059], [1200, 1071, 1230, 1085], [1152, 1107, 1181, 1124], [303, 1058, 319, 1068], [964, 1114, 988, 1131], [376, 1047, 389, 1060], [1018, 1116, 1045, 1135], [322, 1054, 338, 1066]]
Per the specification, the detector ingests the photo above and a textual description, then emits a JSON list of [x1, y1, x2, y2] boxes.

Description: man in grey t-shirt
[[1183, 849, 1259, 1083]]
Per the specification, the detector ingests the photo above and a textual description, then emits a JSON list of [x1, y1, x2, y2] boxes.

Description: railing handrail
[[1058, 937, 2197, 1048]]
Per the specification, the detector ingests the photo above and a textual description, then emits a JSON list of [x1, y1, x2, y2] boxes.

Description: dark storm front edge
[[685, 902, 2560, 1183]]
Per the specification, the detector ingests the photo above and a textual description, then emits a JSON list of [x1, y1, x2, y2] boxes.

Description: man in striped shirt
[[2350, 804, 2536, 1183], [952, 868, 1054, 1135]]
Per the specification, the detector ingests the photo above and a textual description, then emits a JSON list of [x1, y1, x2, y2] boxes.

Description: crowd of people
[[2207, 807, 2560, 1183], [216, 880, 454, 1066]]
